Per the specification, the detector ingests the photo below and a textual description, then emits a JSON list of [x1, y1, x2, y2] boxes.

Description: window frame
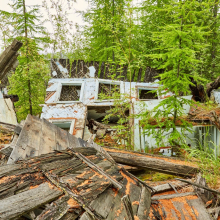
[[56, 81, 85, 103], [95, 79, 123, 102], [137, 86, 158, 100], [49, 119, 76, 135]]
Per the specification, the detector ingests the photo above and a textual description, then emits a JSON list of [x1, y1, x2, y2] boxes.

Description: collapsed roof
[[0, 115, 219, 219]]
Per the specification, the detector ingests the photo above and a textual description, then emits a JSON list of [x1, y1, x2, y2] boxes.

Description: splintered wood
[[0, 148, 151, 220]]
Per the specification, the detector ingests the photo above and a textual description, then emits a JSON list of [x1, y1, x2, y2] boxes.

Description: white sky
[[0, 0, 142, 52], [0, 0, 89, 50]]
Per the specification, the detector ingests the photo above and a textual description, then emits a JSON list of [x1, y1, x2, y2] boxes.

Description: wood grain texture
[[0, 182, 62, 220]]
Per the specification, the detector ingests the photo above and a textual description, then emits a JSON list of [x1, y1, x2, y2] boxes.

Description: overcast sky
[[0, 0, 89, 50]]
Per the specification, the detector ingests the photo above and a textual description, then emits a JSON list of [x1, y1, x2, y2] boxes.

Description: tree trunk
[[104, 147, 198, 177]]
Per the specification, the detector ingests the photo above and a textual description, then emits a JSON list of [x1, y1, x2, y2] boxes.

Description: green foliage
[[184, 143, 220, 188], [139, 0, 210, 146], [99, 87, 133, 150], [8, 39, 50, 121], [2, 0, 50, 121]]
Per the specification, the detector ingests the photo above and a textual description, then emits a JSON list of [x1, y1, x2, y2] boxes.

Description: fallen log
[[104, 147, 199, 177]]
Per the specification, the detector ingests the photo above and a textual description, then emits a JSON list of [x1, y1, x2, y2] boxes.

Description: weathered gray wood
[[39, 118, 56, 155], [0, 39, 22, 80], [122, 195, 134, 220], [187, 198, 213, 220], [137, 186, 151, 220], [72, 151, 123, 189], [0, 121, 16, 132], [0, 145, 13, 157], [90, 188, 115, 218], [152, 192, 196, 200], [55, 126, 69, 150], [153, 182, 188, 193], [36, 195, 71, 220], [106, 148, 198, 177], [176, 178, 220, 195], [0, 182, 62, 219], [207, 207, 220, 214], [8, 115, 42, 164]]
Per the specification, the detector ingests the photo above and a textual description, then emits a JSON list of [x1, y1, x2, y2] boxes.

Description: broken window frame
[[95, 79, 123, 102], [49, 119, 76, 135], [137, 86, 158, 100], [56, 81, 85, 103]]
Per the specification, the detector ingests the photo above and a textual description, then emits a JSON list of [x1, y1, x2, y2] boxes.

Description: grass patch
[[184, 145, 220, 188]]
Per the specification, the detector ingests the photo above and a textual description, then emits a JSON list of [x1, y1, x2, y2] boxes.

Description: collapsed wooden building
[[0, 115, 219, 219]]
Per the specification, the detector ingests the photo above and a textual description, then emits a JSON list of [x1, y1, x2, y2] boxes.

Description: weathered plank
[[36, 195, 79, 220], [0, 39, 23, 80], [0, 182, 62, 219], [39, 118, 56, 155], [90, 188, 116, 219], [8, 115, 42, 164], [137, 186, 151, 220], [187, 198, 213, 220], [152, 192, 196, 200]]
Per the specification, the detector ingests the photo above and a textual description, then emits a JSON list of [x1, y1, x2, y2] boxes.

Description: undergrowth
[[184, 144, 220, 188]]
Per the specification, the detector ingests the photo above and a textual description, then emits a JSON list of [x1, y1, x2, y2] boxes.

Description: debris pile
[[0, 115, 219, 219]]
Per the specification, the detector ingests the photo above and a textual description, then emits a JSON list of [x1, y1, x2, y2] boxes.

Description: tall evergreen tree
[[140, 0, 209, 146], [0, 0, 50, 121]]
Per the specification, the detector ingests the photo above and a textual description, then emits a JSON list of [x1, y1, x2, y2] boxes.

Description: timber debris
[[0, 115, 219, 219]]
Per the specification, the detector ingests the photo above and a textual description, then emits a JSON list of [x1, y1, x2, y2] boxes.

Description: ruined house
[[41, 59, 220, 155]]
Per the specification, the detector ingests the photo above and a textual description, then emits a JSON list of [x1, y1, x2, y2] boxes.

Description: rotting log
[[0, 39, 23, 81], [104, 147, 199, 177]]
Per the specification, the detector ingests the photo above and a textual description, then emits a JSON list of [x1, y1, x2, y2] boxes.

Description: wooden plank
[[0, 39, 22, 79], [122, 195, 134, 220], [152, 192, 196, 200], [36, 195, 71, 220], [55, 125, 69, 150], [0, 182, 62, 219], [8, 115, 42, 164], [72, 152, 123, 189], [187, 198, 213, 220], [90, 188, 115, 218], [137, 186, 151, 220], [38, 118, 56, 155], [153, 182, 188, 193]]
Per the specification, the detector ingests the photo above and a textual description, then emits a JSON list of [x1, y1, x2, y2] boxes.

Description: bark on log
[[104, 148, 198, 177], [189, 78, 206, 102]]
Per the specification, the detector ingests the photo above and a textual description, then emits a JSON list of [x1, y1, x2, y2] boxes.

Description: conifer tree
[[140, 0, 209, 146], [0, 0, 50, 121]]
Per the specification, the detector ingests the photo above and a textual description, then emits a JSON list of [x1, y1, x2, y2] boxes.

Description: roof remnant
[[0, 146, 151, 219], [0, 114, 218, 219]]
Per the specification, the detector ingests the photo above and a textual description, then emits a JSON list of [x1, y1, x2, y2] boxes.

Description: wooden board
[[8, 115, 82, 164], [0, 182, 62, 219]]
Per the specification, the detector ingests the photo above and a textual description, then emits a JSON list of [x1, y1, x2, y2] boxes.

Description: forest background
[[0, 0, 220, 147]]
